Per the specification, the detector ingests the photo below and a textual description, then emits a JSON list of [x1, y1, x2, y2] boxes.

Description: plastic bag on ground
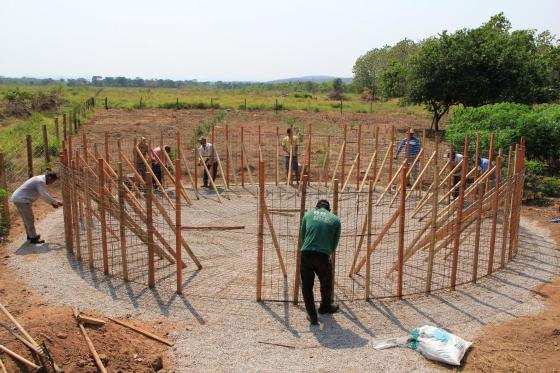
[[408, 325, 472, 366]]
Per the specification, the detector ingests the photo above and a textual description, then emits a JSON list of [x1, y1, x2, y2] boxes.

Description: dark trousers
[[203, 161, 217, 186], [300, 250, 333, 321], [284, 155, 300, 182], [152, 162, 163, 188], [453, 175, 461, 198]]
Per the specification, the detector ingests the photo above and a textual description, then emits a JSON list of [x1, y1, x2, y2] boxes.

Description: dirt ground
[[462, 202, 560, 372], [0, 198, 174, 372]]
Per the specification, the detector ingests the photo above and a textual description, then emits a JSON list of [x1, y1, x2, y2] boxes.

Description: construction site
[[0, 107, 559, 372]]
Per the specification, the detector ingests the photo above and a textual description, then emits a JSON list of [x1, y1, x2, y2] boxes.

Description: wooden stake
[[425, 136, 439, 293], [146, 168, 155, 288], [331, 178, 339, 295], [263, 203, 287, 277], [356, 124, 362, 187], [225, 124, 231, 186], [323, 135, 331, 186], [26, 134, 33, 178], [175, 158, 183, 294], [397, 164, 407, 298], [341, 124, 347, 185], [240, 126, 245, 187], [365, 179, 373, 299], [487, 155, 502, 275], [0, 343, 41, 371], [275, 126, 279, 186], [329, 140, 346, 187], [72, 309, 107, 373], [450, 138, 468, 290], [107, 317, 174, 346], [500, 145, 516, 267], [0, 301, 40, 348], [117, 162, 129, 281], [257, 160, 265, 301], [98, 158, 109, 275], [42, 124, 50, 167], [0, 153, 10, 223], [472, 182, 485, 282], [387, 126, 395, 184], [293, 174, 308, 304]]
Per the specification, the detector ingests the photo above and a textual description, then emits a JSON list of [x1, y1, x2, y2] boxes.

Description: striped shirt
[[396, 135, 421, 159]]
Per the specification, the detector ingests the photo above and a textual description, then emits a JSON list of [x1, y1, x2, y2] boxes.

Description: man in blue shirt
[[396, 129, 422, 182], [299, 199, 341, 325]]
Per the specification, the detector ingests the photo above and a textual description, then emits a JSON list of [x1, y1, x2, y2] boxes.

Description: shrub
[[445, 103, 560, 169], [542, 177, 560, 197], [294, 93, 313, 99], [3, 88, 63, 117]]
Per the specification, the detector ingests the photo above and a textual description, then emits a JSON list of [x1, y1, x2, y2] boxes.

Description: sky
[[1, 0, 559, 82]]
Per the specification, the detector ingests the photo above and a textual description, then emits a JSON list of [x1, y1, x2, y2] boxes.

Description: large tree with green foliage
[[352, 39, 419, 99], [408, 13, 559, 131]]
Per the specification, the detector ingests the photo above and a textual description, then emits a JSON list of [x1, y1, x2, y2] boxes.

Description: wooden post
[[425, 136, 439, 293], [396, 164, 407, 298], [323, 135, 331, 186], [356, 124, 362, 187], [472, 182, 485, 283], [331, 178, 339, 295], [193, 147, 198, 190], [63, 113, 67, 140], [117, 162, 129, 281], [225, 124, 231, 186], [293, 174, 308, 304], [365, 179, 373, 299], [450, 138, 468, 290], [42, 124, 50, 167], [388, 126, 395, 185], [54, 117, 60, 140], [240, 126, 245, 187], [341, 124, 347, 186], [175, 158, 182, 294], [98, 158, 109, 275], [256, 160, 265, 301], [275, 126, 279, 186], [60, 144, 74, 253], [146, 167, 155, 288], [306, 123, 311, 182], [501, 145, 516, 267], [71, 156, 81, 260], [487, 155, 502, 275], [0, 153, 9, 222], [26, 134, 33, 178], [104, 132, 110, 164]]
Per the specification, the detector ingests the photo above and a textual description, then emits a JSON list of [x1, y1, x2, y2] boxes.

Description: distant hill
[[268, 76, 353, 84]]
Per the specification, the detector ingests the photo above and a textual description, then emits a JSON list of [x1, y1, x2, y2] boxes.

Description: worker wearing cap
[[10, 172, 62, 244], [198, 137, 217, 188], [281, 128, 300, 183], [449, 148, 464, 198], [299, 199, 341, 325], [395, 129, 422, 183]]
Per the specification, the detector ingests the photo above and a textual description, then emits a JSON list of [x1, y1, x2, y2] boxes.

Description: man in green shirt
[[299, 199, 341, 325]]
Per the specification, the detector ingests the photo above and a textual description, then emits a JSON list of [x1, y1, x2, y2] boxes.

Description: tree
[[408, 13, 559, 131], [328, 78, 345, 100], [352, 39, 419, 99], [379, 61, 408, 98]]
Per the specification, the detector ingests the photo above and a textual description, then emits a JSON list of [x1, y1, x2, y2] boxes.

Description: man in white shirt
[[10, 172, 62, 244], [198, 137, 217, 188]]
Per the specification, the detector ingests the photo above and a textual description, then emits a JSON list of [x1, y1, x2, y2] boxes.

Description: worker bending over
[[281, 128, 300, 184], [10, 172, 62, 244], [299, 199, 341, 325], [151, 144, 171, 187], [198, 137, 217, 188], [135, 137, 150, 181]]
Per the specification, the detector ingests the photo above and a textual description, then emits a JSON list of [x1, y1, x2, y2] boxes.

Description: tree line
[[352, 13, 560, 130]]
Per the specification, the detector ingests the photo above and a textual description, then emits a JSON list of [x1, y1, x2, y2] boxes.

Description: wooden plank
[[341, 153, 359, 191], [329, 140, 345, 187], [0, 301, 40, 348], [181, 225, 245, 231], [263, 203, 287, 277], [73, 308, 107, 373]]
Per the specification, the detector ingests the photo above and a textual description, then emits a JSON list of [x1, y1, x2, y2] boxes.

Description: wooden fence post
[[225, 124, 231, 187], [388, 126, 395, 185], [60, 143, 73, 253], [117, 162, 129, 281], [487, 155, 502, 275], [240, 126, 245, 187], [0, 153, 10, 227], [365, 179, 373, 299], [275, 126, 279, 186], [175, 158, 182, 294], [62, 113, 67, 140], [54, 117, 60, 141], [397, 164, 407, 298], [293, 174, 308, 304], [331, 178, 339, 296], [341, 124, 347, 185], [471, 182, 485, 283], [450, 138, 469, 290], [256, 160, 265, 301], [146, 166, 155, 288], [42, 124, 50, 168], [26, 135, 33, 178], [425, 136, 439, 293], [96, 158, 109, 275], [356, 124, 362, 187]]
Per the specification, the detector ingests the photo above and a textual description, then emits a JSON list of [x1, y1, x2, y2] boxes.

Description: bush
[[542, 177, 560, 197], [445, 103, 560, 169], [294, 93, 313, 99], [3, 88, 63, 117]]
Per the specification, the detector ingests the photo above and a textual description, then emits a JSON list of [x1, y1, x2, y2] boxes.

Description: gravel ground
[[6, 211, 560, 372]]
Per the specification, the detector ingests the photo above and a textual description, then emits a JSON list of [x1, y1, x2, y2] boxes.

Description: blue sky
[[1, 0, 559, 81]]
